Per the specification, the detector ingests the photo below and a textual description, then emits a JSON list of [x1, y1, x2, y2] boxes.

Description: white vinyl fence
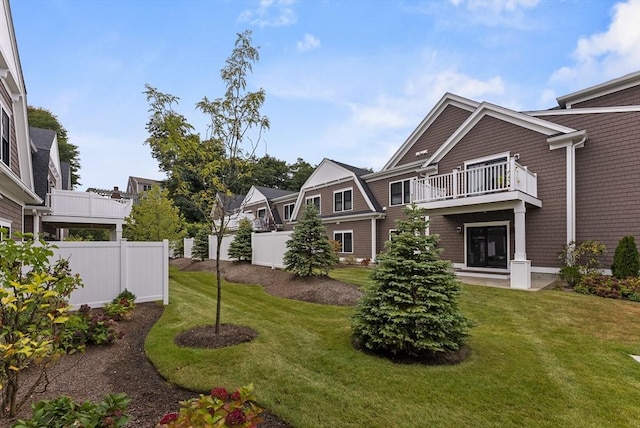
[[51, 240, 169, 309], [209, 235, 233, 261], [252, 231, 292, 269], [183, 237, 194, 259]]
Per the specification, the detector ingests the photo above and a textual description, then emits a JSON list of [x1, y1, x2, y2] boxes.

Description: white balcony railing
[[216, 212, 275, 233], [47, 189, 133, 219], [413, 158, 537, 203]]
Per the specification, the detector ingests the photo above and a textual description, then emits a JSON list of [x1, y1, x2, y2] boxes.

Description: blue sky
[[10, 0, 640, 191]]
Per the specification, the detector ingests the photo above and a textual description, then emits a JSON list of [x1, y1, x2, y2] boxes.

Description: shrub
[[0, 234, 83, 418], [558, 240, 607, 287], [103, 289, 136, 321], [192, 227, 210, 260], [611, 235, 640, 279], [12, 393, 130, 428], [343, 254, 357, 265], [157, 384, 262, 427], [574, 274, 640, 302]]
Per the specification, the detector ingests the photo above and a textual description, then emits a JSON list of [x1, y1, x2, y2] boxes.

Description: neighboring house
[[242, 185, 296, 232], [0, 0, 42, 237], [127, 176, 162, 195], [235, 71, 640, 289]]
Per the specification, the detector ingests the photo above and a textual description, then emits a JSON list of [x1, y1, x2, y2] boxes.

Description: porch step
[[454, 269, 510, 280]]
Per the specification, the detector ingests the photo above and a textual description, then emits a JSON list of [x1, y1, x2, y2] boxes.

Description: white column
[[511, 201, 531, 289], [371, 217, 377, 261]]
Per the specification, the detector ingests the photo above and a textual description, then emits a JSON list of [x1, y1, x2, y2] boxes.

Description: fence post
[[271, 230, 276, 269], [162, 239, 169, 305], [119, 239, 128, 293]]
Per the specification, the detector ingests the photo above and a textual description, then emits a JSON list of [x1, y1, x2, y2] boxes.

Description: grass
[[146, 267, 640, 427]]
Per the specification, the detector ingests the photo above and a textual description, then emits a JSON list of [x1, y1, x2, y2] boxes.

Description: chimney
[[111, 186, 122, 199]]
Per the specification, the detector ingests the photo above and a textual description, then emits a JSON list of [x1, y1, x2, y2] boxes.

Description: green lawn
[[146, 267, 640, 427]]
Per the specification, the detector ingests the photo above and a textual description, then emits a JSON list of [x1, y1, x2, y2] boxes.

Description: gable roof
[[556, 70, 640, 109], [423, 101, 580, 168], [382, 93, 479, 170], [253, 185, 295, 200], [29, 126, 56, 150]]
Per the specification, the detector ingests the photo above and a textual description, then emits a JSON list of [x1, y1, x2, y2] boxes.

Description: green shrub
[[227, 218, 253, 261], [12, 393, 130, 428], [611, 235, 640, 279], [558, 240, 607, 287], [103, 289, 136, 321], [157, 385, 262, 427], [192, 228, 210, 260]]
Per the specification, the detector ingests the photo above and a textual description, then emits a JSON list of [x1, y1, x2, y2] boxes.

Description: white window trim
[[463, 152, 510, 169], [334, 230, 354, 254], [389, 179, 412, 206], [333, 187, 353, 213], [0, 218, 11, 240], [305, 194, 321, 212], [256, 207, 267, 219], [283, 203, 295, 221], [463, 220, 510, 272], [0, 105, 11, 167]]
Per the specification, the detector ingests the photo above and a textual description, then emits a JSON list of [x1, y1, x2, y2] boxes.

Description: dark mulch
[[175, 324, 258, 349]]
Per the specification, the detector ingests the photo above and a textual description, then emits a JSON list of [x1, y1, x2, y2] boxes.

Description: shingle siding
[[395, 105, 472, 167], [325, 220, 372, 259], [571, 85, 640, 108], [0, 197, 23, 233]]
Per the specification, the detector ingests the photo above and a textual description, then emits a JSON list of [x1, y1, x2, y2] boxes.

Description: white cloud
[[297, 34, 320, 52], [551, 0, 640, 88], [239, 0, 297, 28]]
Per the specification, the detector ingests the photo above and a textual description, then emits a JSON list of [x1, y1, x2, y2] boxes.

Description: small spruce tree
[[351, 204, 470, 360], [228, 218, 253, 262], [284, 204, 338, 277], [612, 235, 640, 279], [192, 227, 210, 260]]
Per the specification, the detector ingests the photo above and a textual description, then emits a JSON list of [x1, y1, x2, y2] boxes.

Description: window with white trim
[[390, 179, 411, 206], [257, 208, 267, 219], [334, 188, 352, 213], [0, 218, 11, 241], [1, 108, 9, 167], [334, 231, 353, 253], [283, 203, 295, 221], [305, 195, 321, 212]]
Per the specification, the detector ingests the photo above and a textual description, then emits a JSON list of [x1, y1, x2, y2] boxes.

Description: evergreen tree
[[351, 204, 470, 360], [192, 227, 210, 260], [284, 204, 338, 277], [228, 218, 253, 261], [612, 235, 640, 279]]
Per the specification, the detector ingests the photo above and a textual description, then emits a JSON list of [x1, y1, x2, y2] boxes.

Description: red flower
[[225, 408, 247, 426], [230, 390, 241, 401], [158, 412, 179, 424], [211, 387, 229, 401]]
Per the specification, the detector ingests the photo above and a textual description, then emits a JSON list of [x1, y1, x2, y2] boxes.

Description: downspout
[[567, 135, 587, 244]]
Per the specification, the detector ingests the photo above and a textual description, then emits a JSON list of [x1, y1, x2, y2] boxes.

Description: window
[[390, 179, 411, 206], [305, 195, 321, 212], [0, 219, 10, 241], [1, 109, 9, 167], [389, 229, 400, 242], [334, 231, 353, 253], [142, 184, 152, 191], [283, 203, 295, 221], [257, 208, 267, 219], [334, 189, 352, 212]]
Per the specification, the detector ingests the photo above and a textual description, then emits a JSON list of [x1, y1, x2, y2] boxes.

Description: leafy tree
[[286, 158, 315, 191], [27, 106, 81, 188], [611, 235, 640, 279], [123, 185, 185, 248], [0, 233, 83, 418], [67, 228, 110, 241], [144, 30, 269, 334], [249, 154, 289, 190], [351, 204, 470, 360], [283, 204, 338, 276], [228, 218, 253, 261]]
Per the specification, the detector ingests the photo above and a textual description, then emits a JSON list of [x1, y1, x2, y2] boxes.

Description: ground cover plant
[[146, 265, 640, 427]]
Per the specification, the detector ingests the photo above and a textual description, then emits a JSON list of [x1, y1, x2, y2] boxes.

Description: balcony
[[46, 189, 133, 220], [413, 158, 540, 213], [216, 213, 277, 233]]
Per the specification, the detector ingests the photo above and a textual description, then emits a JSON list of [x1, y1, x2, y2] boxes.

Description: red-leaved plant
[[157, 384, 263, 427]]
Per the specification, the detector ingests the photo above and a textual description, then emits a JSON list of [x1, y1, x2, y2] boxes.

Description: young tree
[[123, 185, 185, 247], [144, 30, 269, 334], [192, 227, 210, 260], [227, 218, 253, 262], [283, 204, 338, 277], [351, 204, 470, 361], [611, 235, 640, 279], [27, 106, 81, 188], [0, 234, 83, 417]]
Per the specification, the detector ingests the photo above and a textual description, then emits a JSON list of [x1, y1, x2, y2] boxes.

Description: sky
[[10, 0, 640, 191]]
